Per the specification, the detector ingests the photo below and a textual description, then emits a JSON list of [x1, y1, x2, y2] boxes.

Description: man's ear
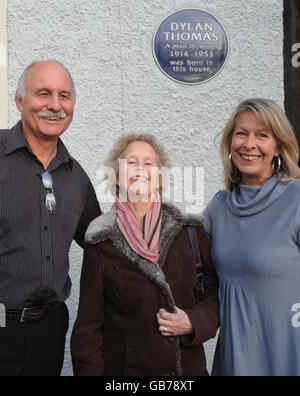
[[14, 94, 24, 112]]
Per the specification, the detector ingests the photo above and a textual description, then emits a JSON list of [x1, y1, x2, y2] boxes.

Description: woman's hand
[[157, 306, 193, 337]]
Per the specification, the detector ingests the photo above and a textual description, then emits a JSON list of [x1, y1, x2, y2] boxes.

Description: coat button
[[167, 337, 176, 344]]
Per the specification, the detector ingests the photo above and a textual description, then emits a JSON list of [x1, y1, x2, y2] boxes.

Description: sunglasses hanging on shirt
[[42, 171, 56, 213]]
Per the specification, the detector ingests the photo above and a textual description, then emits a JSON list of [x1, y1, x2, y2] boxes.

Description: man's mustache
[[37, 111, 67, 120]]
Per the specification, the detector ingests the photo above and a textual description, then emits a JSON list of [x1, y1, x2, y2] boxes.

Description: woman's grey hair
[[105, 133, 171, 195], [15, 60, 77, 101]]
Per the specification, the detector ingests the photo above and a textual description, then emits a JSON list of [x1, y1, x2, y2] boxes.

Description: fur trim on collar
[[85, 207, 117, 245], [85, 203, 204, 246]]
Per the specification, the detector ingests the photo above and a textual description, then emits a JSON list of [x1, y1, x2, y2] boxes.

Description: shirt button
[[167, 337, 176, 344], [44, 226, 48, 231], [45, 255, 50, 261]]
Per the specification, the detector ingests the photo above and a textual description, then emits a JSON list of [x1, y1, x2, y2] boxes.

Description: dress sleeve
[[203, 191, 222, 238], [71, 244, 105, 376]]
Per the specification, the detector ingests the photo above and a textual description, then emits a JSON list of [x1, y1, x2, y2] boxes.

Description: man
[[0, 60, 101, 376]]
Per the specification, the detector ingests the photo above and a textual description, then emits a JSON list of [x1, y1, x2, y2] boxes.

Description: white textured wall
[[0, 0, 8, 128], [7, 0, 284, 376]]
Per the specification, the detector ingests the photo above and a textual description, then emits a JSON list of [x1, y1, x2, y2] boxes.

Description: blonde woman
[[204, 98, 300, 376], [71, 134, 219, 376]]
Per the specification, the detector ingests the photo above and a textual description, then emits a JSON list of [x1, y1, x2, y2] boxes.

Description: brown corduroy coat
[[71, 204, 219, 376]]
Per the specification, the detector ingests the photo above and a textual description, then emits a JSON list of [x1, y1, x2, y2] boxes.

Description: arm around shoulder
[[75, 181, 101, 248]]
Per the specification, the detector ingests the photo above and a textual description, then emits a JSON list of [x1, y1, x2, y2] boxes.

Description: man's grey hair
[[15, 60, 77, 101]]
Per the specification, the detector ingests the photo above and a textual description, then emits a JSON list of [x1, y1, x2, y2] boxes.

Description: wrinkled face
[[15, 62, 75, 140], [119, 141, 159, 202], [230, 111, 279, 185]]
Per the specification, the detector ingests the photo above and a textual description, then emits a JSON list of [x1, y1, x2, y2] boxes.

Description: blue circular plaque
[[153, 9, 229, 84]]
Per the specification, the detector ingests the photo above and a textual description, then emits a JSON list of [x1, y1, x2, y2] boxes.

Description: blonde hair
[[105, 133, 171, 194], [220, 98, 300, 192]]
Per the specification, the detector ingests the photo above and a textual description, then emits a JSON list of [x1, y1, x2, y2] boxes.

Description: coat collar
[[85, 202, 204, 272], [85, 203, 204, 249]]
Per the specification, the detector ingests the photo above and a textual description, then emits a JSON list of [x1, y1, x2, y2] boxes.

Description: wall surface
[[0, 0, 8, 128], [6, 0, 284, 376]]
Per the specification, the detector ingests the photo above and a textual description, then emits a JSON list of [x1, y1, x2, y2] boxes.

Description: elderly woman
[[204, 98, 300, 376], [71, 134, 219, 376]]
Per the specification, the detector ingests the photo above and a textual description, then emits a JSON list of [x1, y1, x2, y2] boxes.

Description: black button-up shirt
[[0, 121, 101, 309]]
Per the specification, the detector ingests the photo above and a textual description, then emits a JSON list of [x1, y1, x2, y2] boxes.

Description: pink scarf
[[115, 193, 162, 263]]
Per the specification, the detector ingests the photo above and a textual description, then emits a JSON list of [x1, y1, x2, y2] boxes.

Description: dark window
[[284, 0, 300, 164]]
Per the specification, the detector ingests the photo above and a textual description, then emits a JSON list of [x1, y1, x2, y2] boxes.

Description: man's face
[[15, 62, 75, 140]]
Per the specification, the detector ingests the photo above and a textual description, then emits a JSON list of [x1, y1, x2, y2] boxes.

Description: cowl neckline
[[227, 174, 291, 217]]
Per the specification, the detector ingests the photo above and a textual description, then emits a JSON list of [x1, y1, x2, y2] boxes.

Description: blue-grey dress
[[204, 175, 300, 376]]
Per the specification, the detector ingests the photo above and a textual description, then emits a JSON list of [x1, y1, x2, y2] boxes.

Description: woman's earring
[[273, 156, 281, 173], [277, 156, 281, 171], [229, 153, 232, 160]]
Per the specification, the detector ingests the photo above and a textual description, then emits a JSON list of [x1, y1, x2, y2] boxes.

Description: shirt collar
[[4, 120, 31, 155], [56, 137, 73, 169], [5, 120, 73, 170]]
